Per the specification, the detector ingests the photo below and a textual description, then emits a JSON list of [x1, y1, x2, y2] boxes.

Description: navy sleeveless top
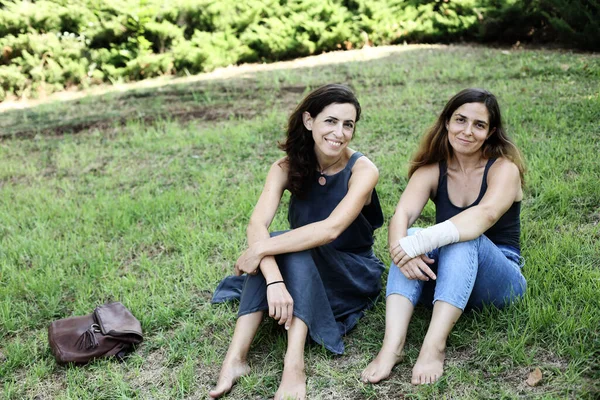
[[288, 151, 383, 252], [434, 158, 521, 251]]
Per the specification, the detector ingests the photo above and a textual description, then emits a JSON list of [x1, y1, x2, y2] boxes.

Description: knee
[[406, 227, 422, 236], [514, 276, 527, 298]]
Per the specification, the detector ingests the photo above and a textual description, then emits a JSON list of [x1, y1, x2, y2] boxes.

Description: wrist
[[255, 239, 269, 259], [389, 232, 407, 248], [266, 280, 284, 288]]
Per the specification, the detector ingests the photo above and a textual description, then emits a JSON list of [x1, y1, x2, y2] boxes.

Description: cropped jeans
[[386, 228, 527, 311]]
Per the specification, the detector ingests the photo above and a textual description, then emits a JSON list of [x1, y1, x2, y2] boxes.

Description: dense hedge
[[1, 0, 598, 100]]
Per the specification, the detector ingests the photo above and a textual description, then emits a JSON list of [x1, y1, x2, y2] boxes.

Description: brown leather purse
[[48, 302, 143, 364]]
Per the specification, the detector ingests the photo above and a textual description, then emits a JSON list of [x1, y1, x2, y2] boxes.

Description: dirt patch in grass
[[127, 349, 170, 398], [0, 81, 307, 140], [25, 371, 66, 400]]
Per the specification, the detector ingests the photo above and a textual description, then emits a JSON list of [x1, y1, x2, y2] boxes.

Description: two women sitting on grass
[[211, 85, 527, 398]]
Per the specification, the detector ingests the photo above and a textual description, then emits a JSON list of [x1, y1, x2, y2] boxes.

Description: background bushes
[[0, 0, 598, 100]]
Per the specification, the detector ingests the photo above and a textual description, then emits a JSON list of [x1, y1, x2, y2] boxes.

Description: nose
[[464, 122, 473, 136], [333, 122, 344, 137]]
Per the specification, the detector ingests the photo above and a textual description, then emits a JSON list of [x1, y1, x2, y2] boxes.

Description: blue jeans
[[386, 228, 526, 311]]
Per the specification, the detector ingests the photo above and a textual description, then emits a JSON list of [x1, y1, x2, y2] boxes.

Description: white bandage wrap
[[399, 220, 460, 258]]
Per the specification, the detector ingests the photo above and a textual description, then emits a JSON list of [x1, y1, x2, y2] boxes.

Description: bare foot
[[209, 358, 250, 399], [273, 362, 306, 400], [411, 343, 445, 385], [361, 349, 403, 383]]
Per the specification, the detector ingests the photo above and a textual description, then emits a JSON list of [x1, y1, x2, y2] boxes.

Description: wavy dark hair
[[278, 84, 361, 197], [409, 88, 525, 186]]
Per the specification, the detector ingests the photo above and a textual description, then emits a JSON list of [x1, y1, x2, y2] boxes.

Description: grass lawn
[[0, 44, 599, 399]]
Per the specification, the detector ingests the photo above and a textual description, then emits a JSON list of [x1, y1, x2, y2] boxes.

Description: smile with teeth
[[326, 138, 342, 147]]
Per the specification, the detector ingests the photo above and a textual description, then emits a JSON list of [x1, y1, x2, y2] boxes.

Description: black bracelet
[[266, 280, 284, 287]]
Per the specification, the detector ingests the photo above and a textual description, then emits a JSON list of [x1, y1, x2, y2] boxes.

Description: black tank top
[[434, 158, 521, 251]]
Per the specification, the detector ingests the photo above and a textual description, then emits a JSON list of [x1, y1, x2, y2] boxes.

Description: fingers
[[273, 307, 281, 322], [390, 245, 405, 265], [422, 254, 435, 264], [266, 285, 293, 329], [419, 261, 437, 280], [269, 302, 275, 318], [285, 302, 293, 330], [277, 297, 294, 328], [401, 265, 427, 281], [394, 253, 410, 269], [278, 303, 288, 326], [399, 259, 435, 281], [234, 263, 242, 276]]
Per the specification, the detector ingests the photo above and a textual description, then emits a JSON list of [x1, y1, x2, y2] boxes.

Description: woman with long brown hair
[[362, 88, 526, 385], [210, 84, 385, 399]]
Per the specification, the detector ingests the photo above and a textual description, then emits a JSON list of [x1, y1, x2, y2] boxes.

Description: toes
[[360, 369, 372, 383]]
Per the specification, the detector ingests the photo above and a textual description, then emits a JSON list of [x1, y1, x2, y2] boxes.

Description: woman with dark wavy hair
[[362, 88, 526, 385], [210, 84, 385, 399]]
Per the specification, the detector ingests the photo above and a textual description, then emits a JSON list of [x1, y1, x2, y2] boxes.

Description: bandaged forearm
[[399, 220, 460, 258]]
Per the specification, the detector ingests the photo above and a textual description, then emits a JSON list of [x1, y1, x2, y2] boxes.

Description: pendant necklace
[[318, 157, 343, 186]]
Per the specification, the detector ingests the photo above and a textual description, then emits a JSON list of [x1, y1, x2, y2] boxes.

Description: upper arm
[[395, 163, 439, 226], [325, 157, 379, 234], [477, 158, 521, 221], [248, 158, 288, 230]]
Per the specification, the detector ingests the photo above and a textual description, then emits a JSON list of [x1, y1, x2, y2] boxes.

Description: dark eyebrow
[[326, 116, 355, 124], [456, 113, 488, 125]]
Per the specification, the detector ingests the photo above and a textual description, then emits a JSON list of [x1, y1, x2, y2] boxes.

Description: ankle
[[283, 356, 305, 372], [421, 338, 446, 354], [379, 336, 404, 356], [224, 352, 247, 365]]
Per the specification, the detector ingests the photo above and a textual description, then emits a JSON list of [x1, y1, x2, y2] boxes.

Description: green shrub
[[478, 0, 600, 50], [0, 0, 597, 100], [0, 64, 28, 100], [123, 53, 174, 80]]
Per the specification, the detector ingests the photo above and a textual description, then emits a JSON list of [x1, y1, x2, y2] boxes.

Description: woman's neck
[[315, 149, 350, 174], [449, 152, 486, 174]]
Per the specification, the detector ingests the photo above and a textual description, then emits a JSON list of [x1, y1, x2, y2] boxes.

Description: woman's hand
[[266, 282, 294, 330], [234, 244, 263, 276], [390, 242, 436, 281]]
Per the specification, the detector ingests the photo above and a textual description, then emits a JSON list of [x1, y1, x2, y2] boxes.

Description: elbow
[[246, 217, 266, 235], [481, 206, 501, 227], [324, 226, 342, 244]]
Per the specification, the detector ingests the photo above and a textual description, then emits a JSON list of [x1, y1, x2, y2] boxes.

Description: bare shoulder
[[408, 162, 440, 198], [272, 156, 289, 173], [411, 162, 439, 184], [489, 157, 520, 180], [488, 157, 522, 200], [352, 154, 379, 178]]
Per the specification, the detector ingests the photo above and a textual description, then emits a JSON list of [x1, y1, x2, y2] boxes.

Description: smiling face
[[445, 102, 495, 157], [302, 102, 357, 162]]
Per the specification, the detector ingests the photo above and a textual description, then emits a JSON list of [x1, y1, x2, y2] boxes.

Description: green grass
[[1, 44, 599, 399]]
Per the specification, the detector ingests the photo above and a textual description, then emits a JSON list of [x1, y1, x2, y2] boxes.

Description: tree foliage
[[0, 0, 597, 100]]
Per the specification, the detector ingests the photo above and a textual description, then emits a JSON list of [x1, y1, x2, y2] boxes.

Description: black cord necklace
[[318, 157, 343, 186]]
